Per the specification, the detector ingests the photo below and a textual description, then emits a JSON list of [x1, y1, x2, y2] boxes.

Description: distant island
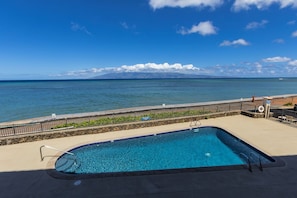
[[92, 72, 221, 79]]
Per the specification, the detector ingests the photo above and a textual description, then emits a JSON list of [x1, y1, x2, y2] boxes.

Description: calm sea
[[0, 78, 296, 122]]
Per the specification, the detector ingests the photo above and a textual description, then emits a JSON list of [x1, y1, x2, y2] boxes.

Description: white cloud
[[117, 63, 199, 72], [287, 20, 296, 25], [273, 38, 285, 44], [262, 56, 291, 62], [149, 0, 223, 9], [120, 22, 129, 29], [178, 21, 217, 36], [246, 20, 268, 29], [53, 58, 297, 78], [54, 63, 201, 78], [255, 62, 263, 73], [232, 0, 297, 11], [219, 39, 250, 46], [288, 60, 297, 66], [149, 0, 297, 11], [56, 68, 106, 77], [120, 22, 136, 30], [71, 22, 91, 35], [292, 30, 297, 37]]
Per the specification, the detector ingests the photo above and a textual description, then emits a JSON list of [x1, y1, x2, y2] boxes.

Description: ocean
[[0, 78, 296, 123]]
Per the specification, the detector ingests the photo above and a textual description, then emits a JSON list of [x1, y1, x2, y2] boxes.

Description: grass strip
[[53, 110, 210, 129]]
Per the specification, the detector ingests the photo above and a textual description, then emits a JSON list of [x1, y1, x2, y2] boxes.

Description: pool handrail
[[239, 153, 252, 172], [40, 145, 75, 161], [189, 120, 201, 130], [249, 152, 263, 171]]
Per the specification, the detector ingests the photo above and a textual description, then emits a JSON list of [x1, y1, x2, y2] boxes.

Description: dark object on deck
[[294, 104, 297, 111]]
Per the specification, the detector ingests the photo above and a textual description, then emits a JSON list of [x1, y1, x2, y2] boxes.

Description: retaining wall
[[0, 111, 240, 146]]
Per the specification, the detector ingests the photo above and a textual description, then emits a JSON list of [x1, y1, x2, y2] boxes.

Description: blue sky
[[1, 0, 297, 79]]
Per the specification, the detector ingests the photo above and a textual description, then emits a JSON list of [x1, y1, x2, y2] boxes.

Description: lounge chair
[[286, 115, 297, 124], [278, 115, 286, 121]]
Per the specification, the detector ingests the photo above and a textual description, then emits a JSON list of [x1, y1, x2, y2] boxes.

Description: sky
[[1, 0, 297, 79]]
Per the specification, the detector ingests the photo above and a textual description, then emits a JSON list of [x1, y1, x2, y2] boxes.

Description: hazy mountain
[[92, 72, 218, 79]]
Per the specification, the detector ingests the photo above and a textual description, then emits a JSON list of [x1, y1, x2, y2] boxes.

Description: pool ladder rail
[[240, 152, 263, 172], [189, 120, 201, 131], [40, 145, 80, 172]]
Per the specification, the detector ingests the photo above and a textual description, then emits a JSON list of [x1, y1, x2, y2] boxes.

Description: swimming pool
[[55, 127, 275, 176]]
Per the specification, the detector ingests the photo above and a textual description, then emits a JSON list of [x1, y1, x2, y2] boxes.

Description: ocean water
[[0, 78, 296, 122]]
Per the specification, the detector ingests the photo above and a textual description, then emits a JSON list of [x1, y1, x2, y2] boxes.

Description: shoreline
[[1, 93, 296, 126]]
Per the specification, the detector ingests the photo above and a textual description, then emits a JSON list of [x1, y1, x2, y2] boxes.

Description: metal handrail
[[40, 145, 75, 161], [189, 120, 201, 130], [250, 152, 263, 171], [239, 153, 252, 172]]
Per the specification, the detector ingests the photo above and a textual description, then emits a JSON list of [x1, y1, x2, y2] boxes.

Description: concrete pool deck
[[1, 115, 297, 197]]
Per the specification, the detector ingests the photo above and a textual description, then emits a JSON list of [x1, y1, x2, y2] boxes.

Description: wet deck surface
[[1, 115, 297, 197]]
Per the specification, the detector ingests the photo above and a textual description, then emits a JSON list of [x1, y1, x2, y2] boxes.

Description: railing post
[[259, 158, 263, 171], [40, 122, 43, 132], [40, 145, 44, 161], [13, 124, 16, 135]]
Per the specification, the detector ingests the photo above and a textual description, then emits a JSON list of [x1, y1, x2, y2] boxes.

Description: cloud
[[120, 22, 136, 30], [120, 22, 129, 29], [292, 30, 297, 37], [71, 22, 91, 35], [55, 68, 105, 77], [273, 38, 285, 44], [287, 20, 296, 25], [54, 63, 201, 78], [117, 63, 200, 73], [149, 0, 297, 11], [255, 62, 263, 73], [149, 0, 223, 10], [178, 21, 218, 36], [218, 59, 297, 77], [288, 60, 297, 66], [262, 56, 291, 62], [219, 39, 250, 46], [232, 0, 297, 11], [53, 57, 297, 78], [246, 20, 268, 29]]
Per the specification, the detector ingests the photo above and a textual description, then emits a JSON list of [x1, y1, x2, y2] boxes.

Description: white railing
[[189, 120, 201, 130], [39, 145, 75, 161]]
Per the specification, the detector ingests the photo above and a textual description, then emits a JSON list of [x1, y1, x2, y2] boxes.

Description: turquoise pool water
[[55, 127, 274, 174]]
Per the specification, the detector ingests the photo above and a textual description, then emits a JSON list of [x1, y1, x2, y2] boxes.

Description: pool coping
[[47, 126, 286, 180]]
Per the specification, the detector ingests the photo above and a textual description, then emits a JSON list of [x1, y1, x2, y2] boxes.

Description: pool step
[[56, 156, 80, 173], [240, 152, 264, 172]]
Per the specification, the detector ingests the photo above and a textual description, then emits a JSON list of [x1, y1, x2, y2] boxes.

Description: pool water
[[55, 127, 274, 174]]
